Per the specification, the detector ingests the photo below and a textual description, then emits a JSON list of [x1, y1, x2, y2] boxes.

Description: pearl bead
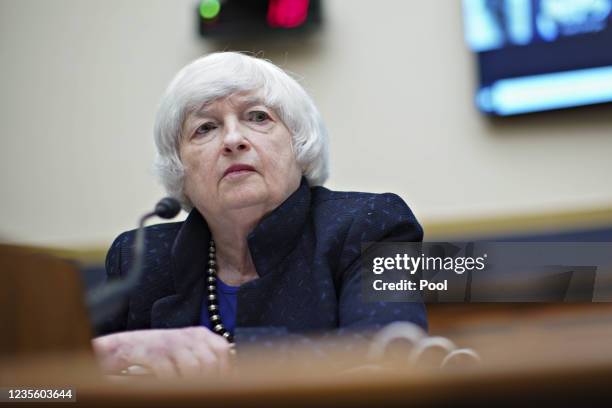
[[214, 324, 224, 332], [208, 294, 217, 301]]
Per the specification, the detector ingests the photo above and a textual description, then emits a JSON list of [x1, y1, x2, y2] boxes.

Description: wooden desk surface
[[2, 305, 612, 407]]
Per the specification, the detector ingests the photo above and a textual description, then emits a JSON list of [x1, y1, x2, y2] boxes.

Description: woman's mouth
[[223, 164, 256, 178]]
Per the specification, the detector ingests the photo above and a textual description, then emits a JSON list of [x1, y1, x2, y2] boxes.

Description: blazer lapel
[[151, 210, 211, 329], [150, 177, 311, 329]]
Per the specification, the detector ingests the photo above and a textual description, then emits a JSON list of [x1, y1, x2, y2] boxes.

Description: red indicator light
[[267, 0, 309, 28]]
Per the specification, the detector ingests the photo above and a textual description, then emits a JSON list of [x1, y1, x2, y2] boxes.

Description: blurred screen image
[[463, 0, 612, 115]]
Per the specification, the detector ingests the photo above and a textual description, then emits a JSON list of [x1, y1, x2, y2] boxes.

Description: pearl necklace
[[206, 239, 234, 344]]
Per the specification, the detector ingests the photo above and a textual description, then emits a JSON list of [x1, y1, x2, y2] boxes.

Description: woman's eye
[[195, 122, 216, 135], [248, 111, 271, 123]]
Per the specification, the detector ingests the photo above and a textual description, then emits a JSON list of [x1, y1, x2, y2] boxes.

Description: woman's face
[[179, 91, 302, 217]]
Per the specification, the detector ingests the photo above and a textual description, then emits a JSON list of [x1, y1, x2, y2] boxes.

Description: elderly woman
[[93, 52, 426, 378]]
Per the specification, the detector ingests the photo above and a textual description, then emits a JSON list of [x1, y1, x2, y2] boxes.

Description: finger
[[172, 348, 202, 378], [188, 327, 230, 355], [148, 356, 179, 379], [207, 330, 232, 351], [182, 327, 232, 374], [191, 342, 220, 375], [204, 333, 232, 374], [211, 342, 231, 375], [92, 334, 135, 374], [193, 328, 231, 355]]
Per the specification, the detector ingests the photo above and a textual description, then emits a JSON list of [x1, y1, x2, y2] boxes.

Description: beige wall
[[1, 0, 611, 247]]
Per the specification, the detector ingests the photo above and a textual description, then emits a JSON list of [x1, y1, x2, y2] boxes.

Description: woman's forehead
[[193, 90, 266, 116]]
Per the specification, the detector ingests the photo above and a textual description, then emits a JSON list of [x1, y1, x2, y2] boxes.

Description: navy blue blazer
[[98, 178, 427, 345]]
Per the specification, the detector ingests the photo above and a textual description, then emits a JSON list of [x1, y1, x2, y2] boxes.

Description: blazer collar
[[150, 204, 211, 329], [169, 176, 311, 294], [246, 176, 311, 276], [151, 177, 311, 328]]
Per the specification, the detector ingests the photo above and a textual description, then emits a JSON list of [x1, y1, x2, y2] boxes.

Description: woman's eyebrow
[[230, 94, 268, 107], [192, 103, 215, 118], [192, 97, 268, 117]]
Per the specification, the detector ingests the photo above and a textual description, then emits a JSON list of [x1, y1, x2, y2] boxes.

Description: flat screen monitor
[[463, 0, 612, 116]]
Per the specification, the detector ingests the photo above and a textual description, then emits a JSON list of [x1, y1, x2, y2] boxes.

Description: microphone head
[[154, 197, 181, 219]]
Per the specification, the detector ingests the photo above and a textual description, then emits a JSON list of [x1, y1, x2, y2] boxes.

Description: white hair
[[153, 52, 329, 210]]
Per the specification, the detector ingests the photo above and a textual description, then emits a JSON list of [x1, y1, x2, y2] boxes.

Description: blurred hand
[[92, 327, 232, 378]]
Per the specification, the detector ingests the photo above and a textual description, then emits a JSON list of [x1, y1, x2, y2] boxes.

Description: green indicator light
[[200, 0, 221, 20]]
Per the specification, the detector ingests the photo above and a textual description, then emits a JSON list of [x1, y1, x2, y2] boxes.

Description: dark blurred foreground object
[[0, 245, 93, 357], [0, 196, 179, 357], [198, 0, 322, 38]]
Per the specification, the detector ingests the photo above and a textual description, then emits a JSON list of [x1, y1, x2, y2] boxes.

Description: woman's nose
[[221, 125, 250, 155]]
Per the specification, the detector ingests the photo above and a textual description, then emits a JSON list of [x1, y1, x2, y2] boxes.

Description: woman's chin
[[219, 185, 268, 210]]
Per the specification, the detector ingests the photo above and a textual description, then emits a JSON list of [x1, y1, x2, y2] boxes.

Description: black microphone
[[87, 197, 181, 330], [154, 197, 181, 219]]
